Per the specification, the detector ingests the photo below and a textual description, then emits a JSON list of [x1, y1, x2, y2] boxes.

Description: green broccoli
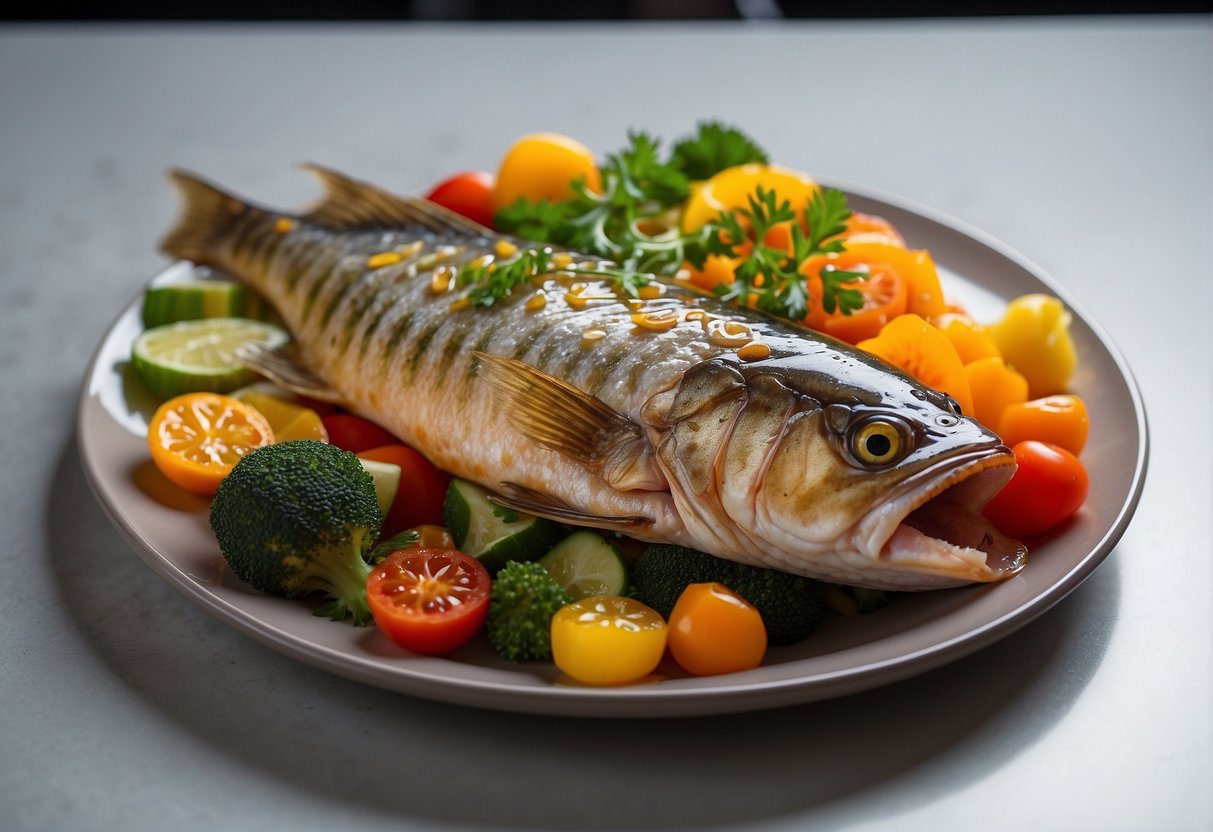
[[632, 544, 826, 646], [485, 561, 572, 661], [209, 440, 383, 625]]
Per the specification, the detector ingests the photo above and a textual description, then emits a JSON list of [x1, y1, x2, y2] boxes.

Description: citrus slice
[[147, 392, 275, 495], [232, 390, 328, 443], [132, 317, 289, 399], [141, 280, 274, 328]]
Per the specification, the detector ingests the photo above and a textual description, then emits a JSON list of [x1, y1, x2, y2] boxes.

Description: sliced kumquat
[[936, 312, 1002, 364], [858, 314, 974, 417], [147, 392, 275, 496], [964, 356, 1029, 431], [802, 261, 909, 344]]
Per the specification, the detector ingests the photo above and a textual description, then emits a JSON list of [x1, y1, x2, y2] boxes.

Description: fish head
[[645, 346, 1026, 589]]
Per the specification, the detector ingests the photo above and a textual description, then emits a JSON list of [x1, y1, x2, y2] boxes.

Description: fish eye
[[850, 418, 907, 467]]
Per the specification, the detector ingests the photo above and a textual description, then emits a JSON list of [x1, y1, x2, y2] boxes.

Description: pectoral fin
[[234, 341, 346, 405], [492, 483, 653, 529], [474, 352, 667, 493]]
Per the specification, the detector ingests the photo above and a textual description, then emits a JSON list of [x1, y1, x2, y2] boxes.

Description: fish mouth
[[857, 447, 1027, 589]]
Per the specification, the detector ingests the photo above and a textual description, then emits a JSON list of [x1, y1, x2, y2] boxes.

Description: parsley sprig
[[705, 186, 869, 320], [454, 247, 653, 308], [495, 122, 766, 277]]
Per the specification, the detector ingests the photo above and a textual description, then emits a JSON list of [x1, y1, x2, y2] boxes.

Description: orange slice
[[147, 392, 275, 496]]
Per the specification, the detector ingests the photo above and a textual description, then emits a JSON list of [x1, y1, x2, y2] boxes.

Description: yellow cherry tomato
[[550, 596, 668, 686], [964, 356, 1029, 431], [681, 163, 817, 233], [999, 394, 1090, 455], [147, 392, 275, 496], [491, 133, 601, 212], [935, 312, 1001, 364], [667, 583, 767, 676], [988, 294, 1077, 398]]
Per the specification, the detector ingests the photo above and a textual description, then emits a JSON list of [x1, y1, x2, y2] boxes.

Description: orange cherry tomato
[[858, 314, 974, 417], [492, 133, 601, 212], [983, 441, 1089, 538], [667, 582, 767, 676], [366, 548, 491, 655], [999, 395, 1090, 456], [426, 171, 495, 228], [147, 392, 275, 496], [357, 444, 452, 535], [682, 164, 818, 233], [964, 356, 1029, 431]]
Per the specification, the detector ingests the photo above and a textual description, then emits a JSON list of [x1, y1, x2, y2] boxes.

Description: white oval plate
[[78, 183, 1148, 717]]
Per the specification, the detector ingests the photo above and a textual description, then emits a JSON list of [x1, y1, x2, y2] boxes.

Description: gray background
[[3, 18, 1210, 831]]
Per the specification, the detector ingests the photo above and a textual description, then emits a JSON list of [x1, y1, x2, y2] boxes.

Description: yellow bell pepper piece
[[988, 294, 1077, 398]]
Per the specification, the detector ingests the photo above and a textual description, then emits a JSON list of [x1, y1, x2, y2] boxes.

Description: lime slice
[[141, 280, 275, 328], [132, 317, 289, 399], [539, 531, 629, 600]]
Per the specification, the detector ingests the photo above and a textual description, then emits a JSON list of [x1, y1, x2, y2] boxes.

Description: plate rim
[[76, 179, 1150, 717]]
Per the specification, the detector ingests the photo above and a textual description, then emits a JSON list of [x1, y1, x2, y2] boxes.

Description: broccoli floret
[[209, 440, 383, 625], [485, 560, 572, 661], [633, 544, 826, 646]]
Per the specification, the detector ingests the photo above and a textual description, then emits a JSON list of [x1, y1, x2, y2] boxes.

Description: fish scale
[[160, 165, 1028, 591]]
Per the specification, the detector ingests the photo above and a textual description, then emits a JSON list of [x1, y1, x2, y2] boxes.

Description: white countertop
[[2, 17, 1210, 831]]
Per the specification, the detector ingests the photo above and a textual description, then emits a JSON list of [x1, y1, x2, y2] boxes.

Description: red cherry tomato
[[357, 444, 452, 535], [367, 548, 491, 655], [425, 171, 496, 229], [983, 440, 1089, 538], [321, 414, 400, 454]]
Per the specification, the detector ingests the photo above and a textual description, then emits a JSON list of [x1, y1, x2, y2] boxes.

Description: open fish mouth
[[859, 449, 1027, 588]]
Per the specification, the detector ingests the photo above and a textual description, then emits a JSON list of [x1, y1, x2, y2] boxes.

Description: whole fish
[[161, 165, 1026, 590]]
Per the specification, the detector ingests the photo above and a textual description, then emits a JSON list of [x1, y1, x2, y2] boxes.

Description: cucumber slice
[[358, 458, 401, 519], [539, 531, 628, 601], [141, 280, 274, 328], [443, 478, 561, 574], [132, 317, 290, 399]]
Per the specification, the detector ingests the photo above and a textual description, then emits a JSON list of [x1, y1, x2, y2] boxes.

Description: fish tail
[[160, 169, 251, 266]]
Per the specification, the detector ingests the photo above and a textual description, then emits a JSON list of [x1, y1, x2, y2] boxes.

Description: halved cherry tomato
[[147, 392, 275, 496], [983, 441, 1089, 538], [835, 212, 906, 248], [321, 414, 401, 453], [667, 583, 767, 676], [999, 395, 1089, 456], [550, 596, 668, 686], [367, 547, 491, 655], [426, 171, 495, 229], [357, 444, 452, 535], [492, 133, 601, 212], [803, 264, 909, 344]]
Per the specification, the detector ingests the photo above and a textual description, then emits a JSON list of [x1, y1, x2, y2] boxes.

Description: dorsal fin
[[298, 163, 490, 237]]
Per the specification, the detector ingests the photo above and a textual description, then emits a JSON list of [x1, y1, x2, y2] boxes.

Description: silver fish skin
[[161, 165, 1026, 590]]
